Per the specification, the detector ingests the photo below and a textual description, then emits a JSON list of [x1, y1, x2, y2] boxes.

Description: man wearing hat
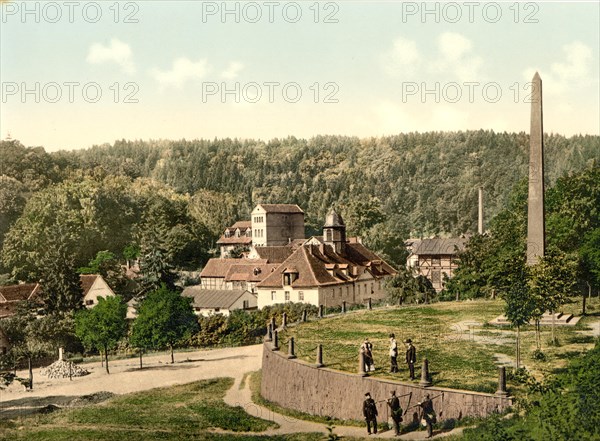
[[362, 392, 378, 435], [387, 390, 402, 436], [405, 339, 416, 380]]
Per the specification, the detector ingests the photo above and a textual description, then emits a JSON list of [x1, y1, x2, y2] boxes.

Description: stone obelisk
[[526, 72, 545, 265]]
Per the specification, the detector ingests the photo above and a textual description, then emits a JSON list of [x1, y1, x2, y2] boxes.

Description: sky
[[1, 1, 599, 152]]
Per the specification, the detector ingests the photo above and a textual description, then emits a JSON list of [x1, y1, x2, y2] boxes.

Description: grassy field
[[0, 378, 324, 441], [280, 298, 600, 394]]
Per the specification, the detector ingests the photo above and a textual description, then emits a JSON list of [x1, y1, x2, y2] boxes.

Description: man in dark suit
[[418, 394, 436, 438], [387, 390, 402, 436], [363, 392, 378, 435], [405, 339, 416, 380]]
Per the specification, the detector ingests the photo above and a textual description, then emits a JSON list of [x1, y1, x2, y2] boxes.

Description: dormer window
[[282, 268, 298, 286]]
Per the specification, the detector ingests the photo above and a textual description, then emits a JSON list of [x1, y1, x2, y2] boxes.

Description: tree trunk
[[551, 311, 556, 345], [582, 290, 587, 316], [139, 349, 143, 369], [104, 346, 110, 374], [28, 356, 33, 390], [170, 344, 174, 364], [516, 326, 520, 369]]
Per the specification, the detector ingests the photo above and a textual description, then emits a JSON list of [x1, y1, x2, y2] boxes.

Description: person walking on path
[[363, 392, 378, 435], [389, 333, 398, 373], [387, 390, 403, 436], [418, 394, 436, 438], [361, 338, 375, 372], [405, 338, 416, 380]]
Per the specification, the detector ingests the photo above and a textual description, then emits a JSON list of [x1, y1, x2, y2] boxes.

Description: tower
[[526, 72, 545, 265], [323, 208, 346, 254]]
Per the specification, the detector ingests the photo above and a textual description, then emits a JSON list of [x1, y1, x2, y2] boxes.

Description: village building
[[0, 282, 42, 319], [251, 204, 305, 247], [181, 287, 257, 316], [256, 209, 397, 309], [80, 274, 116, 308], [406, 237, 467, 292], [217, 221, 253, 258]]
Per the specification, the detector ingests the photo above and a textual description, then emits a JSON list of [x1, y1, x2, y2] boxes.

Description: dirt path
[[1, 344, 464, 439]]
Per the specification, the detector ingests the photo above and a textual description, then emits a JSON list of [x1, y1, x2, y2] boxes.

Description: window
[[326, 229, 333, 241], [85, 299, 94, 306], [285, 291, 290, 302], [432, 257, 441, 266], [215, 308, 220, 312], [339, 288, 343, 297], [298, 291, 304, 301], [243, 300, 249, 309], [271, 291, 276, 301], [431, 270, 441, 284]]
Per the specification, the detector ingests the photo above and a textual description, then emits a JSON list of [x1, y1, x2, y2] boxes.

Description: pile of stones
[[40, 360, 89, 379]]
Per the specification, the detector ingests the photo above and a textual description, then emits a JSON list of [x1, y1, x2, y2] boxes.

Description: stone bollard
[[302, 309, 307, 322], [419, 359, 432, 387], [318, 305, 324, 318], [271, 316, 277, 331], [359, 350, 368, 377], [496, 366, 508, 396], [288, 337, 296, 359], [58, 347, 64, 361], [342, 301, 347, 313], [282, 312, 287, 328], [316, 344, 324, 368], [272, 330, 280, 351], [367, 298, 372, 310], [265, 323, 273, 342]]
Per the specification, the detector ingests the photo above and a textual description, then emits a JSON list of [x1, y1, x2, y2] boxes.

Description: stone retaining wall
[[261, 343, 512, 423]]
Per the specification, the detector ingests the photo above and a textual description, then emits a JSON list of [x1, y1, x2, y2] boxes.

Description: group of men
[[360, 335, 417, 379], [362, 391, 436, 437]]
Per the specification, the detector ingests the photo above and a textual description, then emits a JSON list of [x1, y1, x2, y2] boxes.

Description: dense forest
[[0, 131, 598, 283]]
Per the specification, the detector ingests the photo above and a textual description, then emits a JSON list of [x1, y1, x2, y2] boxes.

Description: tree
[[131, 285, 198, 364], [75, 296, 127, 374], [1, 311, 54, 390], [528, 249, 578, 345]]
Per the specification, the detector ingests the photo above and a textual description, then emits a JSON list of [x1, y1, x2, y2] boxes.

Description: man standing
[[405, 339, 416, 380], [389, 333, 398, 373], [387, 390, 402, 436], [363, 392, 378, 435], [361, 338, 375, 372], [418, 394, 436, 438]]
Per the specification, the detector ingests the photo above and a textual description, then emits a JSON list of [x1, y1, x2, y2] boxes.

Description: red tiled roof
[[225, 263, 279, 282], [254, 204, 304, 214], [216, 236, 253, 245], [181, 287, 253, 309], [79, 274, 100, 296], [200, 258, 268, 278], [230, 221, 251, 229], [252, 246, 294, 263], [0, 283, 41, 302]]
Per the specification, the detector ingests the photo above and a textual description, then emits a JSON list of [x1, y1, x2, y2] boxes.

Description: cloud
[[523, 41, 595, 97], [381, 37, 421, 77], [551, 41, 593, 81], [150, 58, 210, 88], [221, 61, 244, 79], [432, 32, 483, 81], [87, 38, 135, 74]]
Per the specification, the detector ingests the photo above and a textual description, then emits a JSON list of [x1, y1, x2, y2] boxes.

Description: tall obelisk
[[527, 72, 545, 265]]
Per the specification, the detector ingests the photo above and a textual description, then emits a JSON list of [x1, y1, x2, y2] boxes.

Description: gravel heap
[[40, 360, 90, 379]]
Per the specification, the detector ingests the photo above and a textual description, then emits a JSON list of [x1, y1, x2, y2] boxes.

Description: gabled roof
[[181, 287, 253, 309], [0, 283, 41, 303], [413, 238, 467, 256], [225, 263, 279, 282], [200, 258, 268, 278], [230, 221, 251, 229], [217, 236, 253, 245], [79, 275, 99, 296], [253, 204, 304, 214]]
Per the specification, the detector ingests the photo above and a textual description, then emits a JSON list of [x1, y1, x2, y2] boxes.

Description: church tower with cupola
[[323, 208, 346, 254]]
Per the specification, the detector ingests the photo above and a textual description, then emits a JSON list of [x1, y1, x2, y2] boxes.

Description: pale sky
[[1, 1, 599, 152]]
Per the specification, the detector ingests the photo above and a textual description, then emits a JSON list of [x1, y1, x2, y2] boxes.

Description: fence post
[[265, 323, 273, 342], [367, 298, 372, 310], [282, 312, 287, 328], [316, 344, 324, 368], [342, 301, 347, 313], [302, 309, 307, 322], [272, 330, 280, 351], [419, 359, 432, 387], [318, 305, 324, 318], [288, 337, 296, 359], [496, 366, 508, 396]]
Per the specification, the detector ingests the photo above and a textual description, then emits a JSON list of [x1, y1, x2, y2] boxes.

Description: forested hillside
[[0, 131, 598, 280]]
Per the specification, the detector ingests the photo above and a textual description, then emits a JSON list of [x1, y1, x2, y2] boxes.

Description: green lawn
[[280, 298, 600, 394], [0, 378, 325, 441]]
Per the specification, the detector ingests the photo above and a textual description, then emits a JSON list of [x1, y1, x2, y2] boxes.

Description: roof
[[252, 246, 294, 263], [324, 209, 345, 228], [225, 263, 279, 282], [181, 287, 253, 309], [230, 221, 251, 229], [413, 238, 467, 256], [217, 236, 253, 245], [79, 275, 99, 296], [253, 204, 304, 214], [200, 258, 268, 278], [0, 283, 41, 302], [257, 241, 397, 289]]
